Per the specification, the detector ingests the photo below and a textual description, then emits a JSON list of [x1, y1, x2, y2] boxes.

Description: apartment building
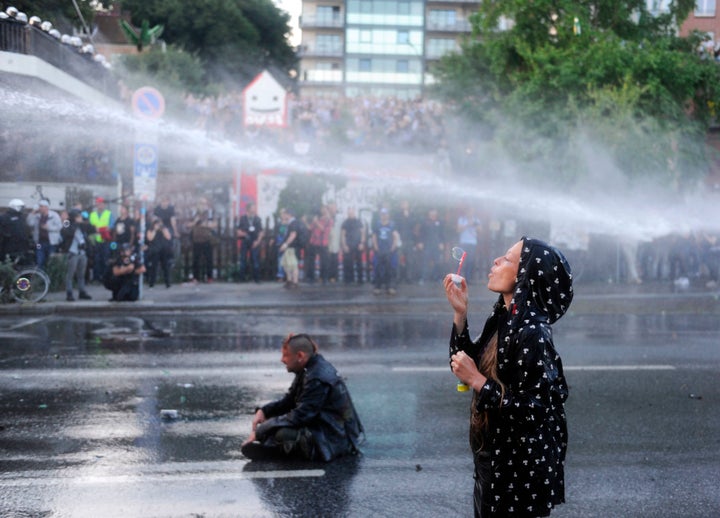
[[297, 0, 720, 99], [298, 0, 480, 98]]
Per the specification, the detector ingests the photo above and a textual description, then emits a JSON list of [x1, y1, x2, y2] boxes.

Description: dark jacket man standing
[[242, 333, 364, 462]]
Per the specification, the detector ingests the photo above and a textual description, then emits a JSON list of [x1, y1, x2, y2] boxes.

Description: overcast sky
[[275, 0, 302, 46]]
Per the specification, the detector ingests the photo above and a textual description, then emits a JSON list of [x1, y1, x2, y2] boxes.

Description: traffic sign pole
[[131, 86, 165, 300]]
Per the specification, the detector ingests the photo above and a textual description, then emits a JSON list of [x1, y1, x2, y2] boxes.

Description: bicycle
[[0, 255, 50, 303]]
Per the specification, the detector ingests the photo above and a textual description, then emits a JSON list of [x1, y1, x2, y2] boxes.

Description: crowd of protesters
[[155, 195, 720, 292], [183, 92, 449, 154], [3, 194, 720, 297]]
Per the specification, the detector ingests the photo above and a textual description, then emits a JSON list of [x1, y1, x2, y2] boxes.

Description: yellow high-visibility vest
[[89, 209, 111, 243]]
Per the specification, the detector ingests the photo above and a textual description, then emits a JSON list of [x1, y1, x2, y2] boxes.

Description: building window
[[427, 38, 458, 58], [695, 0, 716, 16], [396, 60, 409, 73], [360, 29, 372, 42], [359, 58, 372, 71], [317, 5, 342, 22], [397, 0, 410, 15], [316, 34, 341, 53], [428, 9, 456, 28], [360, 0, 372, 14], [397, 30, 409, 44], [646, 0, 671, 15]]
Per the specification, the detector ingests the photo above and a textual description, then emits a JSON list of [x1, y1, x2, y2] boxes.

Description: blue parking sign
[[134, 142, 158, 201]]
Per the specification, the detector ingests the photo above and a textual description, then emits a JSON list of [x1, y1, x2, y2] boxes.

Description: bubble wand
[[450, 247, 470, 392], [456, 250, 466, 276]]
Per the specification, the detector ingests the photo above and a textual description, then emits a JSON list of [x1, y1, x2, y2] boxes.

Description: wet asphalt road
[[0, 280, 719, 517]]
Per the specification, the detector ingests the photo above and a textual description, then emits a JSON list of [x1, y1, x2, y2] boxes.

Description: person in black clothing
[[153, 195, 179, 259], [419, 208, 445, 284], [241, 333, 364, 462], [0, 199, 31, 263], [146, 217, 173, 288], [444, 237, 573, 517], [112, 205, 136, 254], [105, 243, 146, 301], [153, 195, 179, 239], [341, 207, 366, 284], [236, 202, 264, 283]]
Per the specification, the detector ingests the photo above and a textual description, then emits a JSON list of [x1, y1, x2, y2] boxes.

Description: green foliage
[[45, 253, 67, 292], [118, 0, 297, 88], [117, 45, 209, 108], [0, 258, 16, 303], [276, 174, 346, 221], [432, 0, 720, 188]]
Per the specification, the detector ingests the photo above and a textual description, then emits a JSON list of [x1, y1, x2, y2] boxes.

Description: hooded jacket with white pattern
[[450, 237, 573, 516]]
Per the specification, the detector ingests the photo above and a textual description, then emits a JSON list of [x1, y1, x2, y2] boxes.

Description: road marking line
[[564, 365, 676, 371], [393, 365, 676, 372], [0, 469, 325, 487]]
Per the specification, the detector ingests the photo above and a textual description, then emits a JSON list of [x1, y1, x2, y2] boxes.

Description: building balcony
[[345, 71, 424, 85], [426, 0, 480, 4], [299, 14, 344, 29], [426, 19, 472, 32], [298, 44, 344, 58], [300, 69, 343, 83], [426, 46, 461, 59]]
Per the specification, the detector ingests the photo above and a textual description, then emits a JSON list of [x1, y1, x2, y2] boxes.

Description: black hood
[[508, 236, 574, 326]]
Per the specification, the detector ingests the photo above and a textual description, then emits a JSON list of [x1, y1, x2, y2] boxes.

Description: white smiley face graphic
[[243, 71, 287, 127]]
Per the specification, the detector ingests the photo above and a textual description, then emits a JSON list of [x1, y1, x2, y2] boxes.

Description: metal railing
[[0, 19, 119, 100], [299, 14, 344, 29], [298, 44, 344, 57], [426, 19, 472, 32]]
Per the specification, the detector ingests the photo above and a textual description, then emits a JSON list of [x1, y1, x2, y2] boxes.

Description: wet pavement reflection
[[1, 286, 719, 517]]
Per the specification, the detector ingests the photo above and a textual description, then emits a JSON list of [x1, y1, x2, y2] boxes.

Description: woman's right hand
[[443, 274, 468, 324]]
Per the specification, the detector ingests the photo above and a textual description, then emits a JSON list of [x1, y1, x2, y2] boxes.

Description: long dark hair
[[470, 332, 506, 452]]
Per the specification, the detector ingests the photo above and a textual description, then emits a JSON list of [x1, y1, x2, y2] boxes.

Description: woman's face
[[487, 240, 522, 297]]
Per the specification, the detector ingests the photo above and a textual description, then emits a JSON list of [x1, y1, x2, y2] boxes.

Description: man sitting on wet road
[[241, 333, 364, 462]]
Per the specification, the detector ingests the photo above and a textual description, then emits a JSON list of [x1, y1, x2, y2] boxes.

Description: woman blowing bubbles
[[443, 237, 573, 517]]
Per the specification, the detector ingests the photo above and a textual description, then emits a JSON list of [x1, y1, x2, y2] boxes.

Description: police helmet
[[8, 199, 24, 211]]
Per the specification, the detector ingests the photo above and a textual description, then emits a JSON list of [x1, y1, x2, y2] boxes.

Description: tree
[[432, 0, 720, 188], [118, 0, 297, 88], [116, 46, 208, 118], [276, 174, 346, 224]]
